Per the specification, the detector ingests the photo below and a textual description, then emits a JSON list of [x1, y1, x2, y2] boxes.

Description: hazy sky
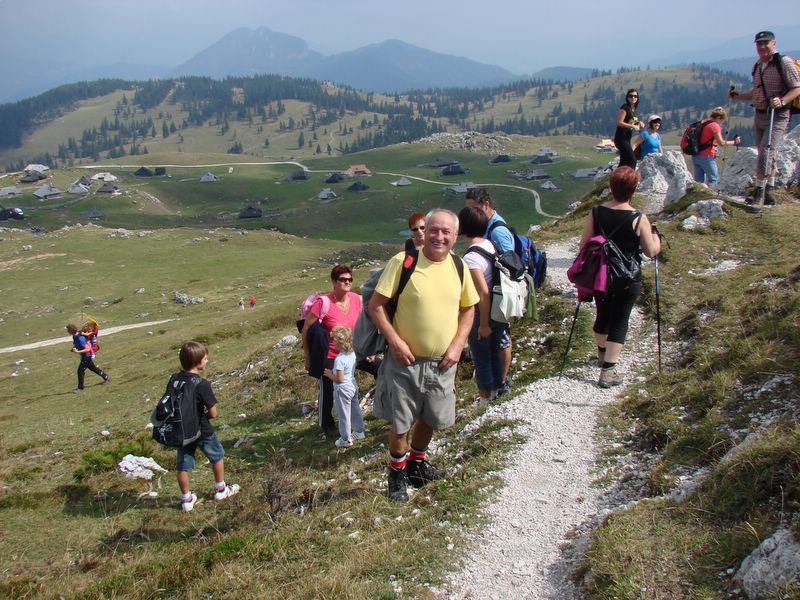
[[2, 0, 799, 73]]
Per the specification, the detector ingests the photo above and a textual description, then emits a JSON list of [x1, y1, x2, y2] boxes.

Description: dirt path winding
[[0, 319, 176, 354]]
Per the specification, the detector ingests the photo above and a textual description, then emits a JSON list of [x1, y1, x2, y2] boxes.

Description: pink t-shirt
[[698, 120, 721, 158], [311, 291, 362, 358]]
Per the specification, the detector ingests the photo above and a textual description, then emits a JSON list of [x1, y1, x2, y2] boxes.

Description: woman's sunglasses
[[411, 226, 425, 232], [337, 277, 353, 283]]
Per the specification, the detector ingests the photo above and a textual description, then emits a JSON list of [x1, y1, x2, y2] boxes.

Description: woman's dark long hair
[[625, 88, 639, 112]]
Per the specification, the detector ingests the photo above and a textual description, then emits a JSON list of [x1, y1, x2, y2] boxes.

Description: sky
[[1, 0, 799, 74]]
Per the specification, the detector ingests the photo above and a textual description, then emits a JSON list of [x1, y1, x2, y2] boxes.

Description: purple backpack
[[567, 234, 608, 302]]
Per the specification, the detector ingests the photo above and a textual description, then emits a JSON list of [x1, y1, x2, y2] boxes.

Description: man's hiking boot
[[181, 492, 197, 512], [406, 459, 448, 488], [213, 483, 240, 501], [388, 467, 409, 502], [598, 367, 623, 389]]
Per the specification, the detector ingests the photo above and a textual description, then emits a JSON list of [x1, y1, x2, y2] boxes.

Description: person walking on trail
[[729, 30, 800, 206], [249, 296, 256, 309], [578, 167, 661, 389], [691, 107, 741, 189], [464, 188, 514, 397], [369, 209, 478, 502], [636, 115, 663, 160], [238, 297, 245, 311], [67, 323, 110, 391], [614, 88, 644, 169]]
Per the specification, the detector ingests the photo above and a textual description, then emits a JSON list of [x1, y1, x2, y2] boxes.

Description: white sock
[[181, 492, 193, 501], [214, 481, 226, 491]]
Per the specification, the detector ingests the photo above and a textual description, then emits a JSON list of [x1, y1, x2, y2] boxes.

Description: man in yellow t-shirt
[[369, 209, 478, 502]]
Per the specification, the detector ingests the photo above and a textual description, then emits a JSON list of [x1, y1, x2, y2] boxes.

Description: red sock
[[388, 452, 407, 471], [408, 447, 427, 462]]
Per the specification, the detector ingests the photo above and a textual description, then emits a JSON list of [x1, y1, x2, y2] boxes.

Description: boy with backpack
[[66, 322, 110, 391], [169, 341, 239, 512]]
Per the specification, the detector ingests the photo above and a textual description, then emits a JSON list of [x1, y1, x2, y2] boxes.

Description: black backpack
[[593, 207, 642, 290], [680, 119, 713, 156], [151, 374, 203, 447]]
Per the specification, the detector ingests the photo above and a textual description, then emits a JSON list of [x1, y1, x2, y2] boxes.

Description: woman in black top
[[579, 166, 661, 388], [614, 89, 644, 169]]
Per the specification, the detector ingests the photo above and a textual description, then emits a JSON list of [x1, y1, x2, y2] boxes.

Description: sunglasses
[[627, 94, 638, 98], [411, 226, 425, 232], [337, 277, 353, 283]]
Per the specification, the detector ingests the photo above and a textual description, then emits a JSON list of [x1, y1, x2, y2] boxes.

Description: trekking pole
[[721, 85, 735, 175], [756, 107, 776, 211], [558, 301, 581, 380], [654, 255, 662, 373]]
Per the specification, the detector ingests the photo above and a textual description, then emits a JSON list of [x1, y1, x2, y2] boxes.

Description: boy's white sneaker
[[213, 483, 240, 501], [335, 437, 353, 448], [180, 493, 197, 512], [352, 431, 366, 441]]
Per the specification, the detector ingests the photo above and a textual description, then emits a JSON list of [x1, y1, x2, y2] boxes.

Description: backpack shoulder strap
[[487, 219, 513, 237], [394, 247, 418, 302], [450, 253, 465, 284], [465, 244, 496, 262], [318, 294, 331, 319], [606, 210, 640, 238]]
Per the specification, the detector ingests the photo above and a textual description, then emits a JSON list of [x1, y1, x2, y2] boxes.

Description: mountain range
[[1, 26, 798, 104]]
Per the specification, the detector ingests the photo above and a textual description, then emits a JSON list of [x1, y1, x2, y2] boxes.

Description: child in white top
[[324, 326, 364, 448]]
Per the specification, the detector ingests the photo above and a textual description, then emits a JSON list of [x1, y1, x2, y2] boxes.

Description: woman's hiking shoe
[[213, 484, 240, 501], [181, 493, 197, 512], [335, 437, 353, 448], [598, 367, 623, 389], [406, 459, 448, 488], [387, 467, 409, 502]]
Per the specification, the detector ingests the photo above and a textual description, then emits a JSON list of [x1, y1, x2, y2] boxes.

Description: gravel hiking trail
[[0, 319, 176, 354], [438, 238, 657, 599]]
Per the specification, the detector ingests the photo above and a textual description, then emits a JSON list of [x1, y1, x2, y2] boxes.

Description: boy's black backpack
[[680, 119, 713, 156], [151, 374, 203, 448], [486, 221, 548, 288]]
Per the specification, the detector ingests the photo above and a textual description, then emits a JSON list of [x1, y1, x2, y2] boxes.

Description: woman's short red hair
[[609, 166, 640, 202], [408, 212, 425, 228], [330, 264, 353, 281]]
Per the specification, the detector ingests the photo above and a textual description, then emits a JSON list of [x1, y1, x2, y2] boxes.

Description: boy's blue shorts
[[176, 432, 225, 471]]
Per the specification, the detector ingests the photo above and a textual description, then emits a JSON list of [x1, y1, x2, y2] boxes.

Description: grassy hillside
[[0, 223, 575, 598], [2, 180, 800, 598]]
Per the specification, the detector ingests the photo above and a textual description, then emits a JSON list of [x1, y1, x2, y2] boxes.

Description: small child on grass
[[323, 326, 364, 448], [173, 341, 239, 512]]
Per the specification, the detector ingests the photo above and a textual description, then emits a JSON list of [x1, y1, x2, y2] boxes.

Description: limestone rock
[[273, 335, 298, 351], [680, 215, 710, 231], [717, 123, 800, 195], [734, 529, 800, 599], [172, 291, 204, 305], [637, 150, 694, 213], [687, 199, 727, 219]]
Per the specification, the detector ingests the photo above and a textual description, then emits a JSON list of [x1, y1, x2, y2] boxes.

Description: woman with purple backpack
[[578, 166, 661, 388]]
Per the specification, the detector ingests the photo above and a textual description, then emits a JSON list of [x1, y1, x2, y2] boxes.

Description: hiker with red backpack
[[729, 30, 800, 206], [576, 167, 661, 389], [66, 322, 110, 392], [299, 264, 380, 438], [689, 107, 741, 189]]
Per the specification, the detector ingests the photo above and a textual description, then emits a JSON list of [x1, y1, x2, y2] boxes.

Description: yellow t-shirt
[[375, 251, 478, 357]]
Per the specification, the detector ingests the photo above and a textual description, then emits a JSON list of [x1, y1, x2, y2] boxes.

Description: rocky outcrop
[[717, 124, 800, 196], [734, 529, 800, 599], [636, 150, 695, 213]]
